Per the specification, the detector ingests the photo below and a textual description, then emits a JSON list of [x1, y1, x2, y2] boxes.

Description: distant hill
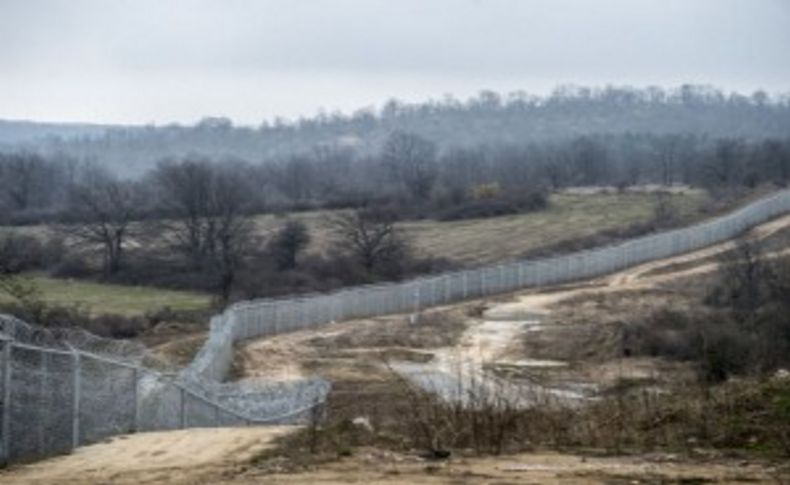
[[0, 119, 120, 145], [3, 85, 789, 177]]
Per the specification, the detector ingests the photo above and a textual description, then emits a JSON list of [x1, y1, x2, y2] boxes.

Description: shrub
[[625, 309, 756, 382], [268, 220, 310, 271], [471, 182, 501, 200], [0, 232, 64, 272], [86, 313, 149, 339], [51, 254, 94, 279]]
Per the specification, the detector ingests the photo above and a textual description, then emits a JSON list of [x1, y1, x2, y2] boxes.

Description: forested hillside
[[3, 85, 789, 177]]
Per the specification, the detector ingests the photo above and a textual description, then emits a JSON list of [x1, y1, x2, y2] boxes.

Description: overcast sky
[[1, 0, 788, 125]]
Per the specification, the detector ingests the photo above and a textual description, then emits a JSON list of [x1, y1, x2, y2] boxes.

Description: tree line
[[4, 85, 788, 177], [2, 131, 790, 226]]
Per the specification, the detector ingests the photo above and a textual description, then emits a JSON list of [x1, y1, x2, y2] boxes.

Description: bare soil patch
[[233, 448, 785, 484], [0, 426, 298, 485]]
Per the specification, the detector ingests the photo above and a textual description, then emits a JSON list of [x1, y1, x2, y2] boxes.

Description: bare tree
[[570, 137, 609, 186], [538, 144, 572, 190], [274, 155, 315, 203], [153, 159, 215, 269], [652, 134, 682, 186], [708, 238, 772, 321], [153, 159, 254, 301], [330, 209, 407, 274], [652, 192, 677, 228], [0, 153, 48, 211], [63, 168, 142, 277], [207, 169, 255, 302], [382, 131, 438, 201], [758, 139, 790, 186], [704, 138, 744, 189]]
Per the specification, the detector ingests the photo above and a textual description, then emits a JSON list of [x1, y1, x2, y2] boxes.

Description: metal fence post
[[214, 403, 220, 426], [132, 367, 140, 432], [71, 350, 81, 450], [1, 338, 12, 465], [179, 387, 186, 429], [38, 351, 47, 455]]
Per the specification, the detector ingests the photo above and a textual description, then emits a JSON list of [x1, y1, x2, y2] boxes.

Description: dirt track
[[4, 214, 790, 484]]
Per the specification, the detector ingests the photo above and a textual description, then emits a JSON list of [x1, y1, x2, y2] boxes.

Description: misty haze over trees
[[1, 85, 789, 225], [1, 85, 789, 176]]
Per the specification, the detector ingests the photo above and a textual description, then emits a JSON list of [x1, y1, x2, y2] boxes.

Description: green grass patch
[[0, 274, 212, 316]]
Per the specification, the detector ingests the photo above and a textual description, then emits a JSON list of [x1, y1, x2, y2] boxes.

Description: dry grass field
[[0, 190, 710, 332], [0, 190, 720, 269], [252, 190, 711, 265]]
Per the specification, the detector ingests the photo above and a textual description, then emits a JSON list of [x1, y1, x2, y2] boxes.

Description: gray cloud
[[1, 0, 788, 124]]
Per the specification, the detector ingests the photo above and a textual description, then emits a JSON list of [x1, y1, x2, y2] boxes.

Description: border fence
[[2, 188, 790, 466], [0, 316, 329, 465], [188, 188, 790, 383]]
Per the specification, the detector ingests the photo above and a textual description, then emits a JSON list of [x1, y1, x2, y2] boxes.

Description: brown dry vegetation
[[249, 191, 711, 266]]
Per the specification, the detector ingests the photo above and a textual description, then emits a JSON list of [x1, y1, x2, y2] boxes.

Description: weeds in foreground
[[252, 365, 790, 475]]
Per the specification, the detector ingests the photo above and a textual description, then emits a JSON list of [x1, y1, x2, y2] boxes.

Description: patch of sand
[[1, 426, 297, 485]]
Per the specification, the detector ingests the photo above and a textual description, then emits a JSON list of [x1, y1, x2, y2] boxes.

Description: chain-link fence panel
[[4, 344, 76, 463], [78, 354, 137, 445]]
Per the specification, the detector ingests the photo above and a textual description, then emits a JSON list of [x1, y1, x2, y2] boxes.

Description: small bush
[[86, 313, 149, 339], [625, 309, 756, 382], [0, 232, 64, 272], [51, 255, 94, 279]]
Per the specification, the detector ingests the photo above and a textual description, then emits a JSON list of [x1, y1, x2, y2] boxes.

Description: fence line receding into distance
[[2, 188, 790, 465], [189, 189, 790, 382]]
